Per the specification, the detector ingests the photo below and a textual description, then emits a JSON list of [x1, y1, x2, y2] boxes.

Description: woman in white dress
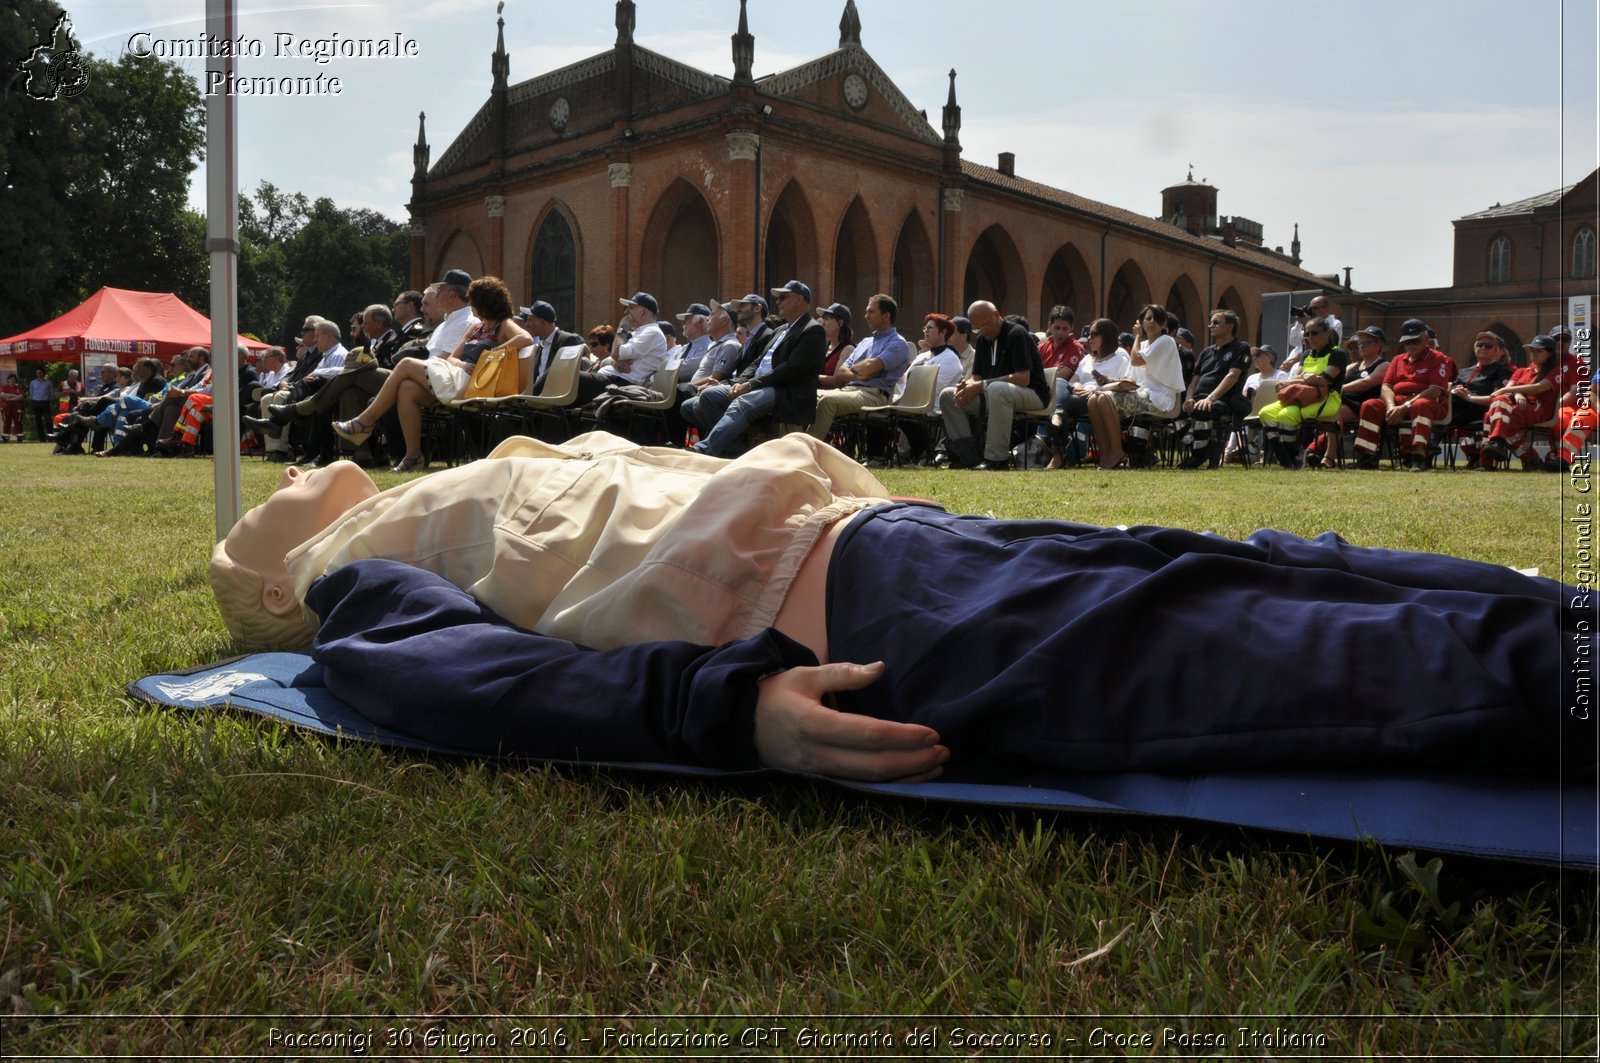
[[1083, 304, 1185, 469], [334, 276, 531, 472]]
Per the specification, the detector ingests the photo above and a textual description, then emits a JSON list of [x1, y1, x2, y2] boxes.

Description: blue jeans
[[680, 383, 733, 432], [691, 386, 777, 457]]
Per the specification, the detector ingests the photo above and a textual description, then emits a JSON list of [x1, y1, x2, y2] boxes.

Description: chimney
[[997, 151, 1014, 177]]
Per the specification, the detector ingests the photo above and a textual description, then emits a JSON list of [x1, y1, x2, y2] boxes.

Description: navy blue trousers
[[827, 505, 1588, 779]]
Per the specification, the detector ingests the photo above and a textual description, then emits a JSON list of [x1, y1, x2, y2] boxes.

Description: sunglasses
[[1304, 328, 1327, 337], [1474, 341, 1500, 349]]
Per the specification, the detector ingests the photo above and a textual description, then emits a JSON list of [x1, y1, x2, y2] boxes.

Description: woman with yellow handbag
[[335, 276, 531, 472]]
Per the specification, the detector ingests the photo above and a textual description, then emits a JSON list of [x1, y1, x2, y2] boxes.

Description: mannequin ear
[[262, 578, 298, 617]]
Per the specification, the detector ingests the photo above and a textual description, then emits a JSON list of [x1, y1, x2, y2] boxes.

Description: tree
[[0, 0, 92, 333], [237, 182, 309, 342], [280, 198, 409, 347], [239, 181, 309, 246], [0, 1, 204, 336], [233, 184, 409, 346], [69, 51, 206, 304]]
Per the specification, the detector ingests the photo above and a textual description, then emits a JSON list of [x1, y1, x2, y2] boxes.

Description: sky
[[61, 0, 1600, 294]]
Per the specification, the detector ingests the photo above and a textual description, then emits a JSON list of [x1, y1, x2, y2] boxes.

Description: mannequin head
[[210, 461, 380, 649]]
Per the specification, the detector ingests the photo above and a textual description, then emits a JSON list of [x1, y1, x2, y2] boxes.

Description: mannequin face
[[223, 461, 379, 613]]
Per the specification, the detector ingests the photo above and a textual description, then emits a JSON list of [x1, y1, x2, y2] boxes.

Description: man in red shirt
[[1354, 318, 1456, 470], [1036, 305, 1084, 375], [1551, 324, 1589, 381]]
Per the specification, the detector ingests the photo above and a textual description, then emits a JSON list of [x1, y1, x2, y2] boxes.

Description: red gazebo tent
[[0, 287, 270, 364]]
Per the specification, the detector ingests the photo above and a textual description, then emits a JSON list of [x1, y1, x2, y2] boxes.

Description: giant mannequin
[[211, 433, 1586, 783]]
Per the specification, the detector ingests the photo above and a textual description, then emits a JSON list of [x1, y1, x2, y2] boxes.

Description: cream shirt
[[286, 432, 891, 650]]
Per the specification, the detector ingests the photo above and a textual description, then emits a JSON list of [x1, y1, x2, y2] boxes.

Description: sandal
[[332, 417, 373, 445], [391, 454, 426, 473]]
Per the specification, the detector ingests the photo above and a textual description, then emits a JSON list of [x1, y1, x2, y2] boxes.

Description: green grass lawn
[[0, 443, 1592, 1058]]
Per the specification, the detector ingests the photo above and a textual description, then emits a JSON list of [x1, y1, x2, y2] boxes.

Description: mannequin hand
[[753, 661, 948, 782]]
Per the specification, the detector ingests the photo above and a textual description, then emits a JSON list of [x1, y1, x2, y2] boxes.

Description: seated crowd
[[34, 271, 1593, 475]]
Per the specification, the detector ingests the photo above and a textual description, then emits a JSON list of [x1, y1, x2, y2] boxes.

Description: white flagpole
[[206, 0, 242, 539]]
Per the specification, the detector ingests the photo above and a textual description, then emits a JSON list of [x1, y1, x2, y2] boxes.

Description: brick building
[[1360, 170, 1599, 359], [409, 0, 1325, 339]]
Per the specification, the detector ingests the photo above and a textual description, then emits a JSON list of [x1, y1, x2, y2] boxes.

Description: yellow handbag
[[463, 343, 520, 399]]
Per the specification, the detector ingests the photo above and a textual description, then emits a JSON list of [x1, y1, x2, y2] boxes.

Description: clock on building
[[548, 96, 570, 132], [843, 73, 869, 111]]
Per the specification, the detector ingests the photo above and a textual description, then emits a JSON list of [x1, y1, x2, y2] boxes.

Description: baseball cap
[[676, 303, 712, 320], [726, 293, 769, 314], [769, 279, 813, 304], [619, 292, 660, 316], [440, 268, 472, 288], [1396, 319, 1429, 342], [818, 302, 852, 325]]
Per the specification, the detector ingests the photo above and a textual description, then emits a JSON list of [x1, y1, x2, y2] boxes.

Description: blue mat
[[129, 653, 1599, 868]]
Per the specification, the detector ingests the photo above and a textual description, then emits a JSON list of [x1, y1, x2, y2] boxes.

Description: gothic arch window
[[831, 198, 879, 322], [890, 212, 934, 328], [962, 225, 1026, 312], [640, 180, 720, 323], [1488, 235, 1511, 285], [531, 209, 578, 331], [1574, 228, 1597, 280]]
